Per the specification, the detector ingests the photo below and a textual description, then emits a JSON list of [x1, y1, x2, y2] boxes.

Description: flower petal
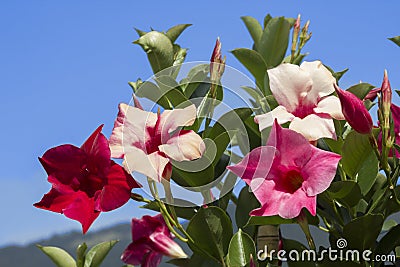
[[227, 146, 276, 186], [61, 191, 100, 234], [268, 63, 313, 113], [124, 148, 170, 182], [39, 145, 86, 180], [121, 242, 151, 266], [142, 252, 163, 267], [158, 130, 205, 161], [289, 114, 336, 141], [95, 161, 140, 212], [254, 106, 295, 131], [150, 232, 188, 259], [314, 95, 345, 120], [109, 103, 157, 158], [300, 61, 336, 101], [157, 104, 197, 142], [80, 125, 111, 178], [301, 147, 341, 196]]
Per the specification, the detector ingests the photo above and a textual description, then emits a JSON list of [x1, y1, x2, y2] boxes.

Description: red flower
[[34, 125, 140, 233], [121, 214, 187, 267], [334, 84, 373, 134]]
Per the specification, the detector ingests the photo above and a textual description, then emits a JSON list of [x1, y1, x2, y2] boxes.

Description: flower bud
[[210, 38, 226, 83], [334, 84, 373, 134], [381, 70, 392, 124]]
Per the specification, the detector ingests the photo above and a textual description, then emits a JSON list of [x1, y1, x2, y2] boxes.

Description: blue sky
[[1, 0, 399, 247]]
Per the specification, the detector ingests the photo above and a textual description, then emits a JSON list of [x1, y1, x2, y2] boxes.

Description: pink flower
[[121, 214, 187, 267], [335, 84, 373, 134], [228, 120, 341, 219], [109, 103, 205, 182], [34, 125, 140, 233], [255, 61, 344, 141]]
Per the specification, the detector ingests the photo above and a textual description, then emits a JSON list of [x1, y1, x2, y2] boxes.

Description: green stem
[[297, 211, 316, 251], [130, 193, 151, 203]]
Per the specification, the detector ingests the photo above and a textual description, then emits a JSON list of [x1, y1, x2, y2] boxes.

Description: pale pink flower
[[228, 120, 341, 219], [109, 102, 205, 182], [255, 61, 344, 141]]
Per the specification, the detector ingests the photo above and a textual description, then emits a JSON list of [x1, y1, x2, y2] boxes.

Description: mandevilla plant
[[35, 11, 400, 267]]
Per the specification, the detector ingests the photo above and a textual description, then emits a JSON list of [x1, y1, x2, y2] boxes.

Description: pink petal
[[267, 63, 313, 113], [301, 147, 341, 196], [142, 252, 163, 267], [158, 130, 205, 161], [109, 103, 157, 158], [300, 61, 336, 102], [267, 120, 313, 167], [314, 95, 345, 120], [289, 114, 336, 141], [157, 104, 197, 142], [61, 191, 100, 234], [254, 106, 295, 131], [124, 148, 170, 182], [33, 183, 76, 213], [150, 232, 187, 258], [95, 162, 140, 212], [131, 214, 165, 241], [227, 146, 276, 185]]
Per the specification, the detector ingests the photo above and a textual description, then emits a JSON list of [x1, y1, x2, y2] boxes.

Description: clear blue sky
[[1, 0, 399, 247]]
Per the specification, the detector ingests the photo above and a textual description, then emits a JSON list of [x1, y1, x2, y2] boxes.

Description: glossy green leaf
[[235, 186, 260, 237], [187, 206, 233, 264], [134, 31, 174, 74], [258, 17, 291, 68], [168, 253, 220, 267], [382, 219, 397, 231], [231, 48, 267, 90], [84, 240, 118, 267], [37, 245, 76, 267], [76, 243, 87, 267], [181, 65, 209, 98], [341, 130, 379, 195], [227, 229, 256, 267], [346, 83, 375, 100], [388, 36, 400, 47], [263, 14, 272, 28], [134, 28, 147, 37], [342, 214, 383, 251], [326, 181, 362, 207], [165, 24, 192, 43], [241, 16, 263, 50], [154, 75, 188, 107]]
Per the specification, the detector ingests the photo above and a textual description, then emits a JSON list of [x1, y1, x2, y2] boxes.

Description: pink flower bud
[[334, 84, 373, 134], [381, 70, 392, 119], [210, 38, 226, 82]]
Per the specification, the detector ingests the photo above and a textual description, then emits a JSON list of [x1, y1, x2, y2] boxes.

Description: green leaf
[[388, 36, 400, 47], [235, 186, 260, 237], [231, 48, 267, 90], [76, 243, 87, 267], [187, 206, 233, 264], [168, 254, 221, 267], [134, 28, 147, 37], [258, 17, 291, 68], [84, 240, 118, 267], [342, 214, 384, 251], [181, 64, 209, 98], [154, 75, 188, 107], [326, 181, 362, 207], [341, 131, 378, 195], [241, 16, 263, 50], [375, 224, 400, 257], [263, 14, 272, 28], [207, 108, 253, 140], [227, 229, 256, 267], [134, 31, 174, 74], [141, 199, 197, 220], [165, 24, 192, 43], [247, 210, 319, 226], [346, 83, 375, 100], [133, 80, 171, 109], [37, 245, 76, 267]]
